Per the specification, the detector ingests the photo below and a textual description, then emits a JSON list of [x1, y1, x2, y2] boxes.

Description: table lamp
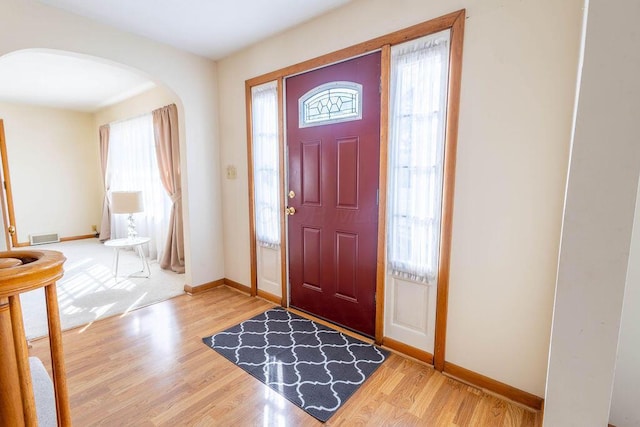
[[111, 190, 144, 239]]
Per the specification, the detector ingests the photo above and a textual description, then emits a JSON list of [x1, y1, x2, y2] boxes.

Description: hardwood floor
[[29, 286, 541, 426]]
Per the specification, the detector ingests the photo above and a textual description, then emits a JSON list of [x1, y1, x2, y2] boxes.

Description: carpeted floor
[[20, 238, 185, 339], [203, 307, 388, 422]]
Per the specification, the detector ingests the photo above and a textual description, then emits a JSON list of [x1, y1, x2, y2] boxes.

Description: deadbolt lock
[[288, 190, 295, 199]]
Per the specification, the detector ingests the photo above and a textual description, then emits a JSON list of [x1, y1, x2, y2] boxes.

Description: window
[[108, 113, 171, 260], [252, 81, 280, 248], [299, 81, 362, 128], [387, 30, 451, 284]]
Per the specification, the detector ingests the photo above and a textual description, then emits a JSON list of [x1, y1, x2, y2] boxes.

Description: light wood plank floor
[[30, 286, 541, 426]]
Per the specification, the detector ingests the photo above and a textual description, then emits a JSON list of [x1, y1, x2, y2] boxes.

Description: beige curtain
[[98, 125, 111, 241], [152, 104, 185, 273]]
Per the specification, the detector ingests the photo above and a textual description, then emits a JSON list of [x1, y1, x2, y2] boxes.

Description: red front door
[[286, 52, 381, 336]]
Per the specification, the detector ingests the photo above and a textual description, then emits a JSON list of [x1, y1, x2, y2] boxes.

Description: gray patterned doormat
[[202, 307, 388, 422]]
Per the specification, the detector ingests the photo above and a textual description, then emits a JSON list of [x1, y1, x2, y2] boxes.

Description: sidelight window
[[387, 30, 451, 284], [251, 81, 281, 248]]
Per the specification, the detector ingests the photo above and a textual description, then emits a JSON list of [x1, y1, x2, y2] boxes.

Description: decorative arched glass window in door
[[298, 81, 363, 128]]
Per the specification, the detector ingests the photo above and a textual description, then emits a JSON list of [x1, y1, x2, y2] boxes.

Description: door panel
[[336, 137, 359, 208], [257, 245, 282, 298], [286, 52, 381, 336], [385, 277, 436, 353], [302, 227, 322, 289], [301, 141, 321, 205], [335, 232, 358, 300]]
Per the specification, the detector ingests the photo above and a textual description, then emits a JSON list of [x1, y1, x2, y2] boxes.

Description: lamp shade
[[111, 191, 144, 214]]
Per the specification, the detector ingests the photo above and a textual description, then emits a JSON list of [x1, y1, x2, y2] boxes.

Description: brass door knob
[[285, 207, 296, 216]]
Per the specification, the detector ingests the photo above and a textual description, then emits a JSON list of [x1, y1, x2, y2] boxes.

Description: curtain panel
[[98, 124, 111, 241], [387, 30, 451, 284], [251, 81, 280, 248], [152, 104, 185, 273]]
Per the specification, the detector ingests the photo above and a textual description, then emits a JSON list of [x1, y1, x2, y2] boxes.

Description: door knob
[[285, 207, 296, 216]]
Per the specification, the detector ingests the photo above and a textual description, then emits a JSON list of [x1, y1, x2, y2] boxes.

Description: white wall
[[217, 0, 583, 396], [544, 0, 640, 424], [0, 0, 224, 286], [0, 102, 101, 243], [610, 177, 640, 426], [95, 85, 177, 127]]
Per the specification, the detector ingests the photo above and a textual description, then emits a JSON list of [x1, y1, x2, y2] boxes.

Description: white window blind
[[387, 30, 451, 284], [251, 81, 281, 248]]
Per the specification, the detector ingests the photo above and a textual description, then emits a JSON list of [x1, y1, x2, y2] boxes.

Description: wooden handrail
[[0, 250, 70, 426]]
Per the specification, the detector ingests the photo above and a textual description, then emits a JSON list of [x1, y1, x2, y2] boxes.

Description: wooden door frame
[[0, 120, 17, 249], [245, 9, 465, 371]]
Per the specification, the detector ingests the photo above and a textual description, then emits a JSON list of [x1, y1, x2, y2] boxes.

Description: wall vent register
[[29, 233, 60, 245]]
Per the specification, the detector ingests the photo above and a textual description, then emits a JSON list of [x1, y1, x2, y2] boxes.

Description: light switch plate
[[226, 165, 237, 179]]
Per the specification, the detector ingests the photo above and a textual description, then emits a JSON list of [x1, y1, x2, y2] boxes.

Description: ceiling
[[37, 0, 352, 60], [0, 51, 155, 112], [0, 0, 351, 112]]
